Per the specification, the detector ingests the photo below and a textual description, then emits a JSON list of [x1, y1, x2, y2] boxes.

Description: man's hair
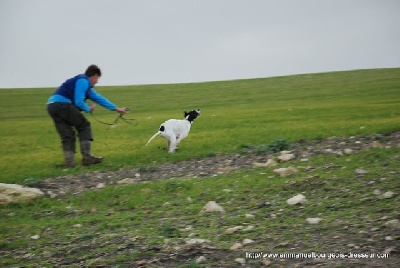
[[85, 64, 102, 77]]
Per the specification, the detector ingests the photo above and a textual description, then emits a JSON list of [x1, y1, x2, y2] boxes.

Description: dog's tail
[[146, 131, 160, 146], [146, 125, 165, 146]]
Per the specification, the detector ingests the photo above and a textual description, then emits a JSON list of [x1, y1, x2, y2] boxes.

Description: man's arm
[[88, 88, 117, 111], [74, 78, 92, 113]]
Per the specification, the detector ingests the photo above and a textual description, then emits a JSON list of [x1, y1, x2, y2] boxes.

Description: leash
[[90, 108, 138, 126]]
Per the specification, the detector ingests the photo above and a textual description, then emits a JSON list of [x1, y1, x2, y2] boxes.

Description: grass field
[[1, 68, 399, 267], [1, 68, 399, 184]]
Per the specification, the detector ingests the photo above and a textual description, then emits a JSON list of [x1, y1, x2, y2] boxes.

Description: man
[[47, 64, 128, 167]]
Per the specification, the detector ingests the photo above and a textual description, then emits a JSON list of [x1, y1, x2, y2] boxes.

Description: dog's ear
[[184, 111, 189, 118]]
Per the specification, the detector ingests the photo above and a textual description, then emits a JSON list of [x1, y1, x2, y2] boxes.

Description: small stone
[[306, 218, 322, 224], [385, 236, 393, 241], [30, 235, 40, 240], [253, 159, 277, 168], [278, 153, 295, 162], [355, 168, 368, 175], [245, 213, 255, 218], [344, 148, 353, 154], [262, 258, 272, 266], [384, 247, 397, 254], [73, 224, 82, 228], [196, 256, 206, 264], [96, 183, 105, 189], [372, 141, 383, 148], [230, 243, 243, 250], [382, 191, 395, 199], [201, 201, 225, 213], [224, 226, 243, 235], [42, 251, 51, 258], [243, 238, 255, 245], [243, 225, 255, 231], [373, 189, 381, 195], [186, 238, 211, 245], [117, 178, 136, 184], [235, 258, 246, 264], [385, 219, 400, 229], [287, 194, 307, 205], [273, 167, 297, 177]]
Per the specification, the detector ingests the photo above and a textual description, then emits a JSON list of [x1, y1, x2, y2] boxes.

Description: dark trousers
[[47, 103, 93, 152]]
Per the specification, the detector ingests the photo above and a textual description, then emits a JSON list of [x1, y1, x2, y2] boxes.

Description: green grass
[[1, 68, 399, 184], [1, 148, 398, 266], [1, 68, 399, 266]]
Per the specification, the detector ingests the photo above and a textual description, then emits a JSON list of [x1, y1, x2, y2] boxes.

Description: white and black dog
[[146, 109, 201, 153]]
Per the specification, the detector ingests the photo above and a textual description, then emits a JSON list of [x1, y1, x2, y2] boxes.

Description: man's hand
[[115, 107, 129, 114], [89, 104, 96, 113]]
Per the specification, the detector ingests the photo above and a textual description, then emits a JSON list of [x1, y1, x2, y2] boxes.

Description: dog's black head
[[184, 109, 201, 123]]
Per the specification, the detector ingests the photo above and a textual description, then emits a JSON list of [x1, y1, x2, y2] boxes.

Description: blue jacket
[[47, 74, 117, 113]]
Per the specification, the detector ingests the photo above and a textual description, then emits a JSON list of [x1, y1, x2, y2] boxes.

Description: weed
[[266, 139, 291, 153], [159, 223, 181, 238]]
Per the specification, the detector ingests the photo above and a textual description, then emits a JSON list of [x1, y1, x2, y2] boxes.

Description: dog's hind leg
[[168, 139, 178, 153]]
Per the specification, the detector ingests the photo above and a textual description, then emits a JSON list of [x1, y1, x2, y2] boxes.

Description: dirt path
[[39, 131, 400, 198]]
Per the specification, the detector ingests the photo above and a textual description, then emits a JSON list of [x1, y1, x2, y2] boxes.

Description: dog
[[146, 109, 201, 153]]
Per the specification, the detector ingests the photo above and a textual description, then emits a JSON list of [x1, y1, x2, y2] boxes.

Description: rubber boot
[[62, 150, 75, 168], [80, 140, 103, 166]]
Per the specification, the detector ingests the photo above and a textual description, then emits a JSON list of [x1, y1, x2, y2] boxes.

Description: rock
[[287, 194, 307, 205], [196, 256, 206, 264], [30, 234, 40, 240], [306, 218, 322, 224], [262, 258, 272, 266], [385, 219, 400, 229], [201, 201, 225, 213], [245, 213, 255, 218], [96, 183, 105, 189], [273, 167, 297, 177], [382, 191, 395, 198], [344, 148, 353, 154], [372, 141, 383, 148], [0, 183, 44, 205], [355, 168, 368, 175], [235, 258, 246, 264], [224, 226, 243, 235], [265, 159, 277, 167], [384, 247, 397, 254], [278, 153, 295, 162], [230, 242, 243, 250], [254, 159, 278, 168], [117, 178, 137, 184], [243, 238, 255, 245], [47, 191, 57, 198], [186, 238, 211, 245], [373, 189, 381, 195], [243, 225, 255, 231]]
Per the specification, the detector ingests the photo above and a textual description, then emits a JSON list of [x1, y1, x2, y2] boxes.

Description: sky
[[1, 0, 399, 88]]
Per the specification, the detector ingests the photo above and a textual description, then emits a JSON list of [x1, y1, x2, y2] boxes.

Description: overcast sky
[[1, 0, 399, 88]]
